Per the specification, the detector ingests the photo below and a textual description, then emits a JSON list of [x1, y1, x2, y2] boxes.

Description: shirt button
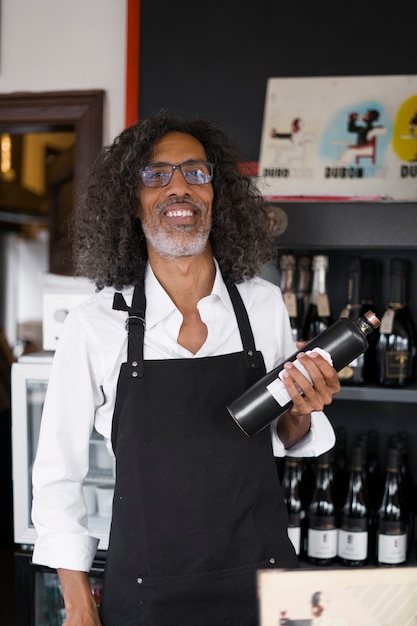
[[131, 361, 138, 367], [269, 557, 276, 564], [137, 577, 143, 584], [132, 371, 138, 377]]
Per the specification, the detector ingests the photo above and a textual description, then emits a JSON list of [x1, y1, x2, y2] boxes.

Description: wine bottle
[[360, 259, 379, 384], [296, 255, 312, 340], [376, 446, 407, 566], [228, 311, 380, 436], [389, 432, 414, 554], [333, 426, 349, 510], [338, 445, 370, 567], [300, 255, 332, 341], [376, 258, 417, 387], [279, 254, 299, 342], [307, 452, 337, 566], [338, 256, 366, 385], [282, 456, 305, 557], [396, 431, 415, 508], [365, 429, 381, 507]]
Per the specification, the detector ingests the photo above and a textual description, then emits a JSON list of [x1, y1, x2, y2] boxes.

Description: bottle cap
[[280, 254, 296, 270], [363, 310, 380, 329], [312, 255, 328, 270]]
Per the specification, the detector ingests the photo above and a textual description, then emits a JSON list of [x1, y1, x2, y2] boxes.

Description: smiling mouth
[[165, 209, 195, 218]]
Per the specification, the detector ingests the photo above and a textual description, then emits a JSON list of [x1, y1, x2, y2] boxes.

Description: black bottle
[[307, 452, 337, 566], [338, 445, 370, 567], [280, 254, 299, 342], [282, 456, 306, 557], [228, 311, 380, 436], [338, 256, 366, 385], [300, 254, 332, 341], [376, 446, 408, 566], [376, 258, 417, 387]]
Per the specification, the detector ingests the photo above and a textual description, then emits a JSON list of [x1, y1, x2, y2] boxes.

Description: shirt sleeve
[[31, 309, 103, 571], [270, 411, 336, 457]]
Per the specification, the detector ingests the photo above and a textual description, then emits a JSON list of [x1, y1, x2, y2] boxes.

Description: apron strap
[[225, 283, 263, 376], [113, 287, 146, 377], [113, 279, 263, 382]]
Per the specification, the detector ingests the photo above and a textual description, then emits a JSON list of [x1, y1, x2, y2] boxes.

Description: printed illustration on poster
[[257, 75, 417, 201]]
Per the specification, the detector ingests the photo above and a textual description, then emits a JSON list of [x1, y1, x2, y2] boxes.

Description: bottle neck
[[357, 314, 379, 337], [280, 255, 296, 294], [361, 260, 375, 306], [280, 268, 296, 293], [388, 264, 409, 308], [310, 266, 328, 304], [297, 257, 311, 297], [346, 271, 361, 307]]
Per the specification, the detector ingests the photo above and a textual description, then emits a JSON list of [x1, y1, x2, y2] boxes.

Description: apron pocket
[[118, 557, 279, 626]]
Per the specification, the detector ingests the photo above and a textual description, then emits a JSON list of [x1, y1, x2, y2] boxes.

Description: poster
[[257, 75, 417, 201], [258, 568, 417, 626]]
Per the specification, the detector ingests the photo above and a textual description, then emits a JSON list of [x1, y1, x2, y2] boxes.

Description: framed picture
[[258, 567, 417, 626]]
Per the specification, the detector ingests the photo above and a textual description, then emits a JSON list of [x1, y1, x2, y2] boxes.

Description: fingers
[[281, 351, 340, 413]]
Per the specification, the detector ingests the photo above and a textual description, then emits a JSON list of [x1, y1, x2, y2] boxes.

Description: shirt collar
[[144, 258, 234, 329]]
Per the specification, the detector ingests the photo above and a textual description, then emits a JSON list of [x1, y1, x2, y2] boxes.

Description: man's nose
[[167, 167, 190, 192]]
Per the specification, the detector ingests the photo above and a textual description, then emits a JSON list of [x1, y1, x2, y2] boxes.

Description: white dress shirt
[[32, 261, 335, 571]]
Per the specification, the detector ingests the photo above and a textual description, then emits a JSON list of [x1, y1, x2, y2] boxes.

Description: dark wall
[[139, 1, 416, 161]]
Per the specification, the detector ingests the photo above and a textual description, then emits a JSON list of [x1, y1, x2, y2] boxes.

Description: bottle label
[[338, 528, 368, 560], [284, 292, 297, 318], [266, 348, 333, 407], [377, 532, 407, 564], [287, 526, 301, 555], [307, 527, 337, 559], [384, 351, 412, 378]]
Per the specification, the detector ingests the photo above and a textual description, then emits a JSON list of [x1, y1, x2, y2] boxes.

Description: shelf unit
[[271, 198, 417, 475], [269, 200, 417, 250], [336, 385, 417, 403]]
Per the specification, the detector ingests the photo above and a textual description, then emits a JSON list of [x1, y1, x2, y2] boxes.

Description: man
[[32, 112, 339, 626]]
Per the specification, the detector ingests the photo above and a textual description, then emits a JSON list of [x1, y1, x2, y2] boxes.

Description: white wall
[[0, 0, 128, 143], [0, 0, 128, 347]]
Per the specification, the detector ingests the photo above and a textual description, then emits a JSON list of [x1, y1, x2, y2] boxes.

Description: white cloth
[[32, 261, 335, 571]]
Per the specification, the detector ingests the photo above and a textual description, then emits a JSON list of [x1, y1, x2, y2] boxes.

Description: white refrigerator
[[11, 352, 111, 625]]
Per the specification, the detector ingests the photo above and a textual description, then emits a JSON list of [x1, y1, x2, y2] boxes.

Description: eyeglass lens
[[141, 161, 213, 187]]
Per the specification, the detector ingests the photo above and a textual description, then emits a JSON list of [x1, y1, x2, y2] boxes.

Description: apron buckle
[[125, 315, 145, 331]]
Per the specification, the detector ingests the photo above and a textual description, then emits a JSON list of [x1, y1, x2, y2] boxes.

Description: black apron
[[99, 278, 298, 626]]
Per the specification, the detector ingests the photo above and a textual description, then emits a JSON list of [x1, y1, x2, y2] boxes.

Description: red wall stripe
[[125, 0, 141, 128]]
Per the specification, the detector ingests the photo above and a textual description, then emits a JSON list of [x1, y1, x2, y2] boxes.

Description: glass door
[[12, 355, 113, 549]]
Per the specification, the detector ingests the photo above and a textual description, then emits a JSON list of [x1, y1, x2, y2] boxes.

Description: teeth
[[166, 210, 193, 217]]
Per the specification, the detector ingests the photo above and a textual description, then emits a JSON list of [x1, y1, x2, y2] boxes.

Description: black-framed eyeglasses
[[140, 160, 214, 187]]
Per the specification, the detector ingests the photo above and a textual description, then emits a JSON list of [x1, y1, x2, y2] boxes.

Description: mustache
[[156, 196, 206, 213]]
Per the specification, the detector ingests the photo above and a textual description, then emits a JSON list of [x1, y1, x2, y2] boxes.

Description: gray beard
[[141, 222, 210, 258]]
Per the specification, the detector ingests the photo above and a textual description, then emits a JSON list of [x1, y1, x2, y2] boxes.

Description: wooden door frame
[[0, 90, 104, 200], [0, 90, 104, 272]]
